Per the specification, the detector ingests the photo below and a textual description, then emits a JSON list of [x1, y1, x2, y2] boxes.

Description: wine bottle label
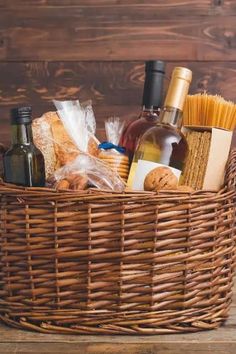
[[132, 160, 181, 190]]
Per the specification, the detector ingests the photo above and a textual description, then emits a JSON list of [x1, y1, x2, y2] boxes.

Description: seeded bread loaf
[[32, 112, 57, 178], [33, 111, 99, 179]]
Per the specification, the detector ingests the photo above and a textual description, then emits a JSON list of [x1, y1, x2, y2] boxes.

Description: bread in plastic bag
[[33, 100, 99, 178], [50, 100, 125, 192]]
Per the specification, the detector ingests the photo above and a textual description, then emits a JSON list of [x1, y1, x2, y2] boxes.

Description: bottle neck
[[159, 106, 183, 129], [163, 68, 191, 111], [141, 106, 160, 121], [142, 71, 164, 110], [143, 105, 160, 114], [159, 67, 192, 129], [11, 123, 34, 145]]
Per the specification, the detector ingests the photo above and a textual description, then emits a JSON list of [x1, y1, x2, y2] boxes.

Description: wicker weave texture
[[0, 151, 235, 334]]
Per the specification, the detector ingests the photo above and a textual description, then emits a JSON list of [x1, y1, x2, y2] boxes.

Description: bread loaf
[[32, 112, 57, 178], [33, 111, 99, 178]]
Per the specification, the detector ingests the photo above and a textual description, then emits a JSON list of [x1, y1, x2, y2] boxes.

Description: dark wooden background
[[1, 0, 236, 143]]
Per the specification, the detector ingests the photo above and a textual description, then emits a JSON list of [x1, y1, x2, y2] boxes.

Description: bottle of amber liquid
[[3, 106, 45, 187], [120, 60, 165, 164], [128, 67, 192, 190]]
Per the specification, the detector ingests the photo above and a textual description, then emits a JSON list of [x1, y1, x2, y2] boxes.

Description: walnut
[[144, 166, 178, 192], [56, 179, 70, 190], [56, 173, 88, 191]]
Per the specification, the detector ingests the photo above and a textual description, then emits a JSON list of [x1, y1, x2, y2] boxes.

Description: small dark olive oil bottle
[[3, 106, 45, 187]]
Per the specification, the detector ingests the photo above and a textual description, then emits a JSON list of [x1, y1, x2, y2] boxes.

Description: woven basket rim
[[0, 181, 231, 206], [0, 181, 226, 195]]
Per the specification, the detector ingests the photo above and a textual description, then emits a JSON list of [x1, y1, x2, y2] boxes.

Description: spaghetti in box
[[183, 125, 233, 190]]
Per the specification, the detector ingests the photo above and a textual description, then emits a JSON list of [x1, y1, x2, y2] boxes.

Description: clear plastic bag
[[53, 99, 99, 155], [51, 101, 125, 192], [98, 117, 129, 182], [33, 100, 99, 180], [53, 153, 125, 192]]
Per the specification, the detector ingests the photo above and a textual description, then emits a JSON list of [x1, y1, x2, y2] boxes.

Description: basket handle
[[225, 148, 236, 191]]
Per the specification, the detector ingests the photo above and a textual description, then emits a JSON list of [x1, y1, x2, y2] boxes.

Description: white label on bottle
[[132, 160, 181, 191]]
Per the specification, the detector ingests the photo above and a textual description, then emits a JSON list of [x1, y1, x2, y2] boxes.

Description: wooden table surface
[[0, 285, 236, 354]]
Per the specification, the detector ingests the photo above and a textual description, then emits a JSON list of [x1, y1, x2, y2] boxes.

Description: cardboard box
[[183, 126, 233, 190]]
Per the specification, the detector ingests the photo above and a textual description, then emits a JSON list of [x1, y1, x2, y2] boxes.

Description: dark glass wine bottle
[[3, 106, 45, 187], [128, 67, 192, 190], [120, 60, 165, 163]]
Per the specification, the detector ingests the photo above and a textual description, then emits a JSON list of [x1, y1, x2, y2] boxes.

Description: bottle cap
[[142, 60, 165, 109], [172, 67, 192, 83], [11, 106, 32, 125], [164, 67, 192, 111], [145, 60, 165, 74]]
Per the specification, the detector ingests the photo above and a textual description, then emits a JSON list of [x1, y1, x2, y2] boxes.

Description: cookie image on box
[[144, 166, 178, 191]]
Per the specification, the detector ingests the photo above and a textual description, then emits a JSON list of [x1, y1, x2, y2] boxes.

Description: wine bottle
[[128, 67, 192, 190], [120, 60, 165, 163], [3, 106, 45, 187]]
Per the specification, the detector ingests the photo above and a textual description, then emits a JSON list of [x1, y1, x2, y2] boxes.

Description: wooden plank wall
[[0, 0, 236, 143]]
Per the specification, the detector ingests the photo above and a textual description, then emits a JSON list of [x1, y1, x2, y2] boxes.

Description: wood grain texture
[[0, 342, 236, 354], [2, 61, 236, 106], [1, 60, 236, 144], [1, 0, 236, 16], [0, 4, 236, 61], [0, 105, 139, 145]]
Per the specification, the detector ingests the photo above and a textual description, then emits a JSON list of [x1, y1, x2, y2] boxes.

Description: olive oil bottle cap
[[164, 67, 192, 111], [11, 106, 32, 125]]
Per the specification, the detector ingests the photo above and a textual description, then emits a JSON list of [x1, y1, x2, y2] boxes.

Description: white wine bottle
[[127, 67, 192, 190]]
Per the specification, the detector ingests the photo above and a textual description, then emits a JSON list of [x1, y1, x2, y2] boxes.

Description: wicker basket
[[0, 150, 235, 335]]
